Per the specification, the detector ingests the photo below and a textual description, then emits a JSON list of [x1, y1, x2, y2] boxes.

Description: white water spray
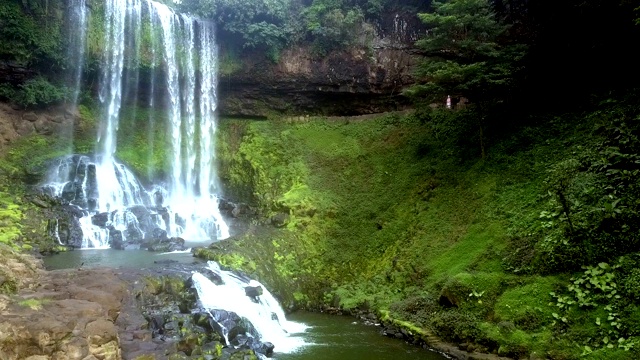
[[47, 0, 230, 248], [192, 262, 308, 354]]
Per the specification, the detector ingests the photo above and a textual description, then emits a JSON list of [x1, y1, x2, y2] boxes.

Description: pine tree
[[408, 0, 525, 105]]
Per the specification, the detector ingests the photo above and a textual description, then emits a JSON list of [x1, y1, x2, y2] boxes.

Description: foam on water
[[192, 261, 310, 354]]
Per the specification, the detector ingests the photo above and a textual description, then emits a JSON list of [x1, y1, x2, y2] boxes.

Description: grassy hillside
[[197, 98, 640, 359]]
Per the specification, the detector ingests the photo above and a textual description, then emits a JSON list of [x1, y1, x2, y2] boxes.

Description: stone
[[35, 117, 54, 135], [244, 285, 263, 298], [14, 120, 35, 136], [23, 112, 39, 122], [270, 212, 289, 227], [85, 319, 118, 346], [51, 115, 65, 123], [91, 212, 109, 227]]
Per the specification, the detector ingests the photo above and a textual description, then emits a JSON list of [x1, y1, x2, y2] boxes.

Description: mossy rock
[[493, 277, 558, 331]]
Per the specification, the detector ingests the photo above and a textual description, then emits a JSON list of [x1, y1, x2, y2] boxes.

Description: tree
[[179, 0, 295, 57], [407, 0, 525, 105]]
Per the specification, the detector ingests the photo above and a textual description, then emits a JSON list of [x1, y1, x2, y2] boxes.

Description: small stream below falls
[[278, 312, 448, 360], [43, 251, 448, 360]]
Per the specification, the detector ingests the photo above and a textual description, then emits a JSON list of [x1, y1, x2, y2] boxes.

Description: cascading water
[[65, 0, 88, 149], [44, 0, 229, 249], [192, 261, 308, 355]]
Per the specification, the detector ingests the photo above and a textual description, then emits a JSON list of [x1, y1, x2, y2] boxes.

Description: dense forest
[[3, 0, 640, 359]]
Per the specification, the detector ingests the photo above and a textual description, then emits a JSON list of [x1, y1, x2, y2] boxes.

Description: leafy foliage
[[179, 0, 295, 58], [537, 102, 640, 271], [408, 0, 525, 103], [179, 0, 379, 59], [301, 0, 372, 56], [10, 76, 66, 108], [0, 0, 64, 67]]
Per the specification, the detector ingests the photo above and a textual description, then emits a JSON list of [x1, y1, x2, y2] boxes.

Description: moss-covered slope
[[197, 101, 640, 359]]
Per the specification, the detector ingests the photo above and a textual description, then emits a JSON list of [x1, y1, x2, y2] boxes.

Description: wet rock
[[153, 190, 164, 207], [175, 214, 187, 229], [108, 229, 124, 250], [232, 205, 242, 218], [146, 237, 186, 252], [92, 212, 109, 227], [61, 181, 77, 203], [254, 341, 275, 357], [270, 212, 289, 227], [151, 227, 168, 241], [244, 285, 263, 298]]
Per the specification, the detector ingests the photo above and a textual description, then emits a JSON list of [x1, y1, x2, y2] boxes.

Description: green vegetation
[[201, 96, 640, 359], [2, 1, 640, 359], [408, 0, 526, 104], [115, 106, 170, 180], [0, 0, 64, 67], [0, 76, 67, 108], [0, 0, 67, 108], [180, 0, 392, 58], [18, 298, 50, 310], [301, 0, 373, 56], [0, 189, 23, 248]]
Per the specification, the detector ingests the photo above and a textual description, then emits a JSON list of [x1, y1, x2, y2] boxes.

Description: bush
[[389, 293, 440, 327], [11, 77, 67, 108], [302, 1, 371, 56], [430, 310, 481, 343], [0, 1, 63, 67]]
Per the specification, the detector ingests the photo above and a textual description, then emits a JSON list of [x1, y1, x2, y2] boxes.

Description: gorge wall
[[217, 11, 425, 117]]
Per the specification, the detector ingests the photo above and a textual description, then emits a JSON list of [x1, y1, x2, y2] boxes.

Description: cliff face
[[218, 11, 425, 117], [0, 62, 35, 86]]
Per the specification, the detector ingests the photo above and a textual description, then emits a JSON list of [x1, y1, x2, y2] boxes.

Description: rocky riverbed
[[0, 246, 267, 360]]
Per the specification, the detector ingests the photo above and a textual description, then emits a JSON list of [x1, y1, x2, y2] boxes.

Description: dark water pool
[[43, 248, 204, 270], [277, 312, 448, 360]]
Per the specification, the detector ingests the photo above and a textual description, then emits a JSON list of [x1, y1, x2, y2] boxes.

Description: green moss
[[115, 106, 171, 180], [480, 322, 554, 358], [18, 298, 50, 310], [133, 355, 156, 360], [182, 104, 640, 358], [0, 189, 23, 249], [494, 277, 558, 330]]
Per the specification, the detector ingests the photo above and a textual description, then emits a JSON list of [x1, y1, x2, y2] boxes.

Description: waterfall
[[192, 261, 308, 354], [64, 0, 88, 149], [46, 0, 229, 248]]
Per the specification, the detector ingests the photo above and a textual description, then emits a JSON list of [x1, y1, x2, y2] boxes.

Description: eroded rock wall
[[0, 102, 79, 153], [218, 10, 425, 117]]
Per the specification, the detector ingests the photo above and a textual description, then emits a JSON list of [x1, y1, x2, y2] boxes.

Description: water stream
[[44, 253, 447, 360]]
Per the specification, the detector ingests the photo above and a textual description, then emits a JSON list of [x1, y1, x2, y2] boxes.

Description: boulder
[[270, 212, 289, 227], [244, 285, 263, 298], [146, 237, 186, 252], [23, 112, 38, 122]]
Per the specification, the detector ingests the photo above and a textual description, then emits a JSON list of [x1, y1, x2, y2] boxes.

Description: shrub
[[11, 77, 67, 108]]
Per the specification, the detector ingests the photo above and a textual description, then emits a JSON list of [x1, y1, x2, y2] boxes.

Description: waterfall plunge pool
[[277, 311, 448, 360]]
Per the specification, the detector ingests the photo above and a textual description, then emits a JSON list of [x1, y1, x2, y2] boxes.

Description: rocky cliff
[[218, 11, 425, 117]]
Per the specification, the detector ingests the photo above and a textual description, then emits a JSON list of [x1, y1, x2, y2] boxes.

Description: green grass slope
[[199, 99, 640, 359]]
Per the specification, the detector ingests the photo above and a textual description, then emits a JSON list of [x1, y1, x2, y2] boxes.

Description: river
[[44, 250, 448, 360]]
